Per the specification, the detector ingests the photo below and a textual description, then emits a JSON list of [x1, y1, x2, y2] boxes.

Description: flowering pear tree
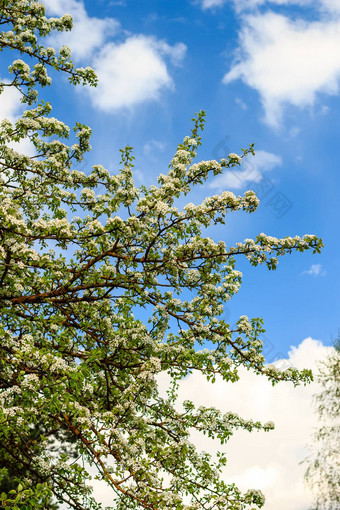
[[0, 1, 323, 509]]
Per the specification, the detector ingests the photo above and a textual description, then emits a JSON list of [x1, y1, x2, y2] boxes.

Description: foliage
[[0, 1, 323, 509], [0, 416, 79, 508], [304, 334, 340, 510]]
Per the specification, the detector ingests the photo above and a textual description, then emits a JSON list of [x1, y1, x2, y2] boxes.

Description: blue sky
[[2, 0, 339, 356]]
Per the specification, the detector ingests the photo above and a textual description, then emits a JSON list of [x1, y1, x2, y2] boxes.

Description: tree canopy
[[0, 1, 323, 509]]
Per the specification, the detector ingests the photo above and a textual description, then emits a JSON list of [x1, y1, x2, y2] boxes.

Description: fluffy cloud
[[302, 263, 326, 276], [209, 149, 282, 189], [224, 12, 340, 126], [0, 85, 34, 156], [322, 0, 340, 13], [88, 36, 186, 111], [161, 337, 333, 510], [198, 0, 227, 8], [196, 0, 340, 125], [44, 0, 186, 111], [44, 0, 119, 59], [143, 139, 166, 157], [89, 338, 333, 509], [0, 85, 22, 123]]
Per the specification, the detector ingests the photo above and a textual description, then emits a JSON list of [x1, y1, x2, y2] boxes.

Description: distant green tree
[[304, 333, 340, 510], [0, 418, 79, 508]]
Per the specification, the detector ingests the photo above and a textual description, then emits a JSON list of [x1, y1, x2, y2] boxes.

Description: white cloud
[[81, 338, 333, 509], [44, 0, 119, 60], [143, 139, 166, 157], [87, 36, 186, 111], [235, 96, 248, 109], [209, 149, 281, 189], [158, 337, 333, 510], [198, 0, 227, 8], [159, 40, 187, 66], [223, 12, 340, 126], [322, 0, 340, 13], [289, 126, 301, 137], [302, 263, 326, 276], [0, 86, 34, 156], [0, 85, 22, 123], [44, 0, 186, 111], [197, 0, 340, 125]]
